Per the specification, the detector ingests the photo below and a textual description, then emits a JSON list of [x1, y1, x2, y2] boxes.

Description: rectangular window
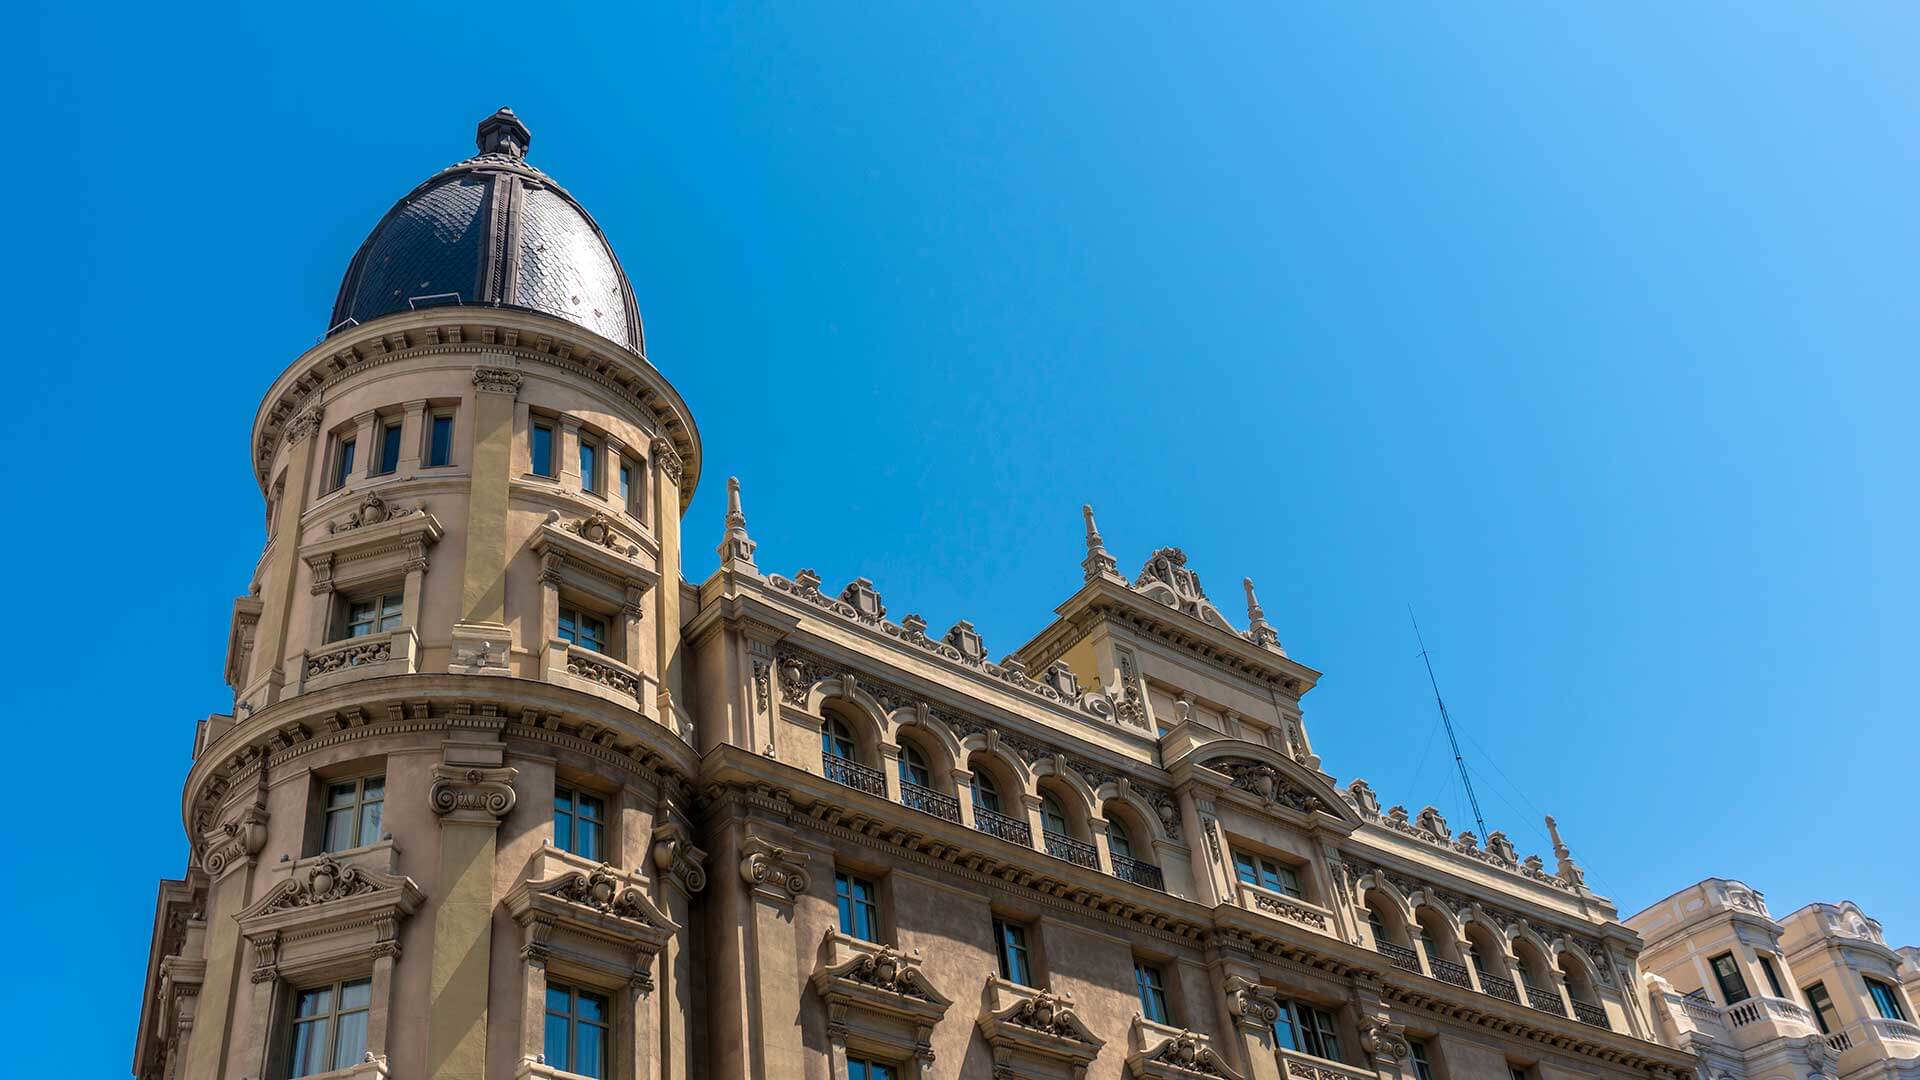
[[288, 977, 371, 1078], [835, 872, 879, 941], [580, 437, 600, 493], [619, 462, 634, 512], [1410, 1040, 1435, 1080], [1275, 999, 1340, 1060], [428, 413, 454, 467], [1804, 982, 1839, 1035], [322, 775, 384, 853], [344, 592, 404, 639], [1710, 952, 1751, 1005], [1134, 961, 1170, 1024], [1232, 850, 1303, 898], [332, 436, 356, 489], [544, 982, 609, 1079], [558, 606, 608, 653], [1757, 954, 1786, 998], [847, 1059, 897, 1080], [532, 422, 555, 477], [375, 419, 403, 475], [554, 786, 605, 861], [993, 918, 1032, 986], [1868, 977, 1910, 1022]]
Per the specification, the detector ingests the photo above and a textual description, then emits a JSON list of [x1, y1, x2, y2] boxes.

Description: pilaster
[[453, 368, 520, 660], [424, 738, 517, 1080]]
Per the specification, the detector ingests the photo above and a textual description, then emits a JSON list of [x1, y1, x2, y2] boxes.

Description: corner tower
[[134, 110, 706, 1080]]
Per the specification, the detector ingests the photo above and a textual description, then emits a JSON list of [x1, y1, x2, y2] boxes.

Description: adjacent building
[[1630, 879, 1920, 1078], [133, 109, 1705, 1080]]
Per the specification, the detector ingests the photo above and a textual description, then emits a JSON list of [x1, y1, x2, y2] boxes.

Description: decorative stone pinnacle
[[717, 476, 757, 567], [477, 107, 531, 159], [1546, 815, 1587, 888], [1242, 577, 1281, 650], [1080, 504, 1120, 582]]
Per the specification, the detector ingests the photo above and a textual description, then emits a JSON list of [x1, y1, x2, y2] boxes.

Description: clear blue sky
[[7, 3, 1915, 1070]]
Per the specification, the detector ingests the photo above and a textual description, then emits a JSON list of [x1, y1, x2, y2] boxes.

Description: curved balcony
[[899, 780, 961, 823], [1725, 995, 1813, 1030], [973, 805, 1032, 847], [1043, 830, 1099, 869], [822, 753, 886, 797]]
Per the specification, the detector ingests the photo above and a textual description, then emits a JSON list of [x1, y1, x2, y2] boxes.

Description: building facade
[[132, 110, 1701, 1080], [1630, 879, 1920, 1079]]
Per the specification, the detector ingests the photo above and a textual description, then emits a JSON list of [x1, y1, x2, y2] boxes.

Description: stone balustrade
[[1278, 1046, 1376, 1079]]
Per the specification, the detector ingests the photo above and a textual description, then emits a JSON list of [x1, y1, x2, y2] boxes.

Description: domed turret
[[329, 107, 644, 353]]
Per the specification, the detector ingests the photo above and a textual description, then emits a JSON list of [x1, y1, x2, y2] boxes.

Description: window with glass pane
[[1410, 1040, 1435, 1080], [375, 420, 403, 474], [323, 775, 384, 853], [558, 605, 607, 653], [1272, 1003, 1299, 1052], [898, 743, 931, 787], [1868, 978, 1910, 1021], [1805, 982, 1840, 1034], [333, 436, 356, 488], [835, 872, 879, 941], [619, 463, 634, 511], [1299, 1003, 1340, 1060], [994, 918, 1031, 986], [428, 414, 454, 467], [847, 1059, 897, 1080], [1232, 851, 1303, 898], [1758, 954, 1786, 998], [1510, 1069, 1529, 1080], [1710, 953, 1751, 1005], [532, 423, 555, 477], [1040, 794, 1069, 835], [288, 977, 371, 1078], [580, 438, 599, 492], [544, 982, 609, 1079], [345, 592, 403, 639], [1134, 961, 1170, 1024], [972, 771, 1002, 813], [1108, 826, 1134, 861], [822, 717, 857, 761], [554, 786, 605, 861]]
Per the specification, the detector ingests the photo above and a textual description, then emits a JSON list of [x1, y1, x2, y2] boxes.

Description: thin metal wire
[[1410, 609, 1489, 840]]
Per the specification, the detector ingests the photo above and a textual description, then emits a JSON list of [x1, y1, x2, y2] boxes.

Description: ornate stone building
[[133, 109, 1701, 1080], [1630, 879, 1920, 1078]]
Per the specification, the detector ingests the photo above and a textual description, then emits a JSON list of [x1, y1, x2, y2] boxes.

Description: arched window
[[822, 716, 856, 761], [1040, 793, 1069, 836], [1108, 825, 1134, 861], [898, 743, 931, 788], [973, 770, 1002, 813]]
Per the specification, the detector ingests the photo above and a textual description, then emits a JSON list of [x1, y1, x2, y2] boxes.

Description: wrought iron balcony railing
[[1571, 999, 1610, 1029], [973, 805, 1032, 847], [899, 780, 961, 823], [1375, 940, 1421, 974], [1043, 830, 1099, 869], [1110, 852, 1165, 890], [1430, 958, 1472, 989], [822, 753, 886, 797], [1479, 973, 1522, 1005]]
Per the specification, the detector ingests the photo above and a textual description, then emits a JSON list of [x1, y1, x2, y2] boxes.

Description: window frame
[[1232, 848, 1304, 899], [330, 433, 357, 491], [285, 976, 373, 1078], [1272, 998, 1341, 1061], [1709, 952, 1751, 1005], [426, 410, 456, 468], [1757, 953, 1786, 999], [1410, 1039, 1436, 1080], [897, 743, 932, 788], [1804, 981, 1840, 1035], [1039, 793, 1070, 837], [579, 433, 601, 494], [531, 420, 557, 478], [553, 784, 607, 862], [1867, 976, 1910, 1022], [340, 589, 405, 641], [993, 917, 1033, 987], [822, 716, 858, 761], [558, 604, 609, 654], [972, 770, 1003, 813], [835, 871, 881, 942], [1133, 959, 1171, 1024], [846, 1057, 899, 1080], [373, 416, 403, 476], [320, 773, 385, 854], [543, 979, 611, 1079]]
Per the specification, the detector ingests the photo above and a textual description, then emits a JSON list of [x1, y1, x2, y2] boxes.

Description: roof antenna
[[1409, 608, 1488, 840]]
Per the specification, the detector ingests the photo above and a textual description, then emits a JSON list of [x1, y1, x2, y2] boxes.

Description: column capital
[[473, 366, 523, 395], [650, 437, 684, 485], [201, 805, 270, 880], [429, 764, 518, 824], [738, 836, 810, 904], [651, 822, 709, 897]]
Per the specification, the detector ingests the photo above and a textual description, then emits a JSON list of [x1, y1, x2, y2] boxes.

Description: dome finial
[[477, 107, 531, 159]]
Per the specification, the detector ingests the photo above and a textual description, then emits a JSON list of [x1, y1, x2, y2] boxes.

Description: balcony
[[1044, 830, 1099, 869], [539, 638, 658, 717], [1111, 852, 1165, 891], [1429, 958, 1471, 990], [822, 753, 886, 797], [1521, 982, 1568, 1018], [1724, 995, 1814, 1031], [1479, 973, 1522, 1005], [899, 779, 961, 823], [973, 805, 1033, 847], [1868, 1017, 1920, 1046], [1375, 940, 1421, 974], [1276, 1046, 1375, 1080], [294, 627, 418, 695], [1571, 999, 1611, 1030], [1237, 881, 1334, 934]]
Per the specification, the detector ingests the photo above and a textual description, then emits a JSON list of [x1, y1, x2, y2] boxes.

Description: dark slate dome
[[330, 108, 644, 353]]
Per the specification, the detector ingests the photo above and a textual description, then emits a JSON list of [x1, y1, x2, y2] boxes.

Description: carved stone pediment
[[811, 931, 953, 1064], [236, 853, 425, 983], [505, 857, 678, 992], [1131, 547, 1235, 634], [1126, 1018, 1243, 1080], [977, 977, 1104, 1078]]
